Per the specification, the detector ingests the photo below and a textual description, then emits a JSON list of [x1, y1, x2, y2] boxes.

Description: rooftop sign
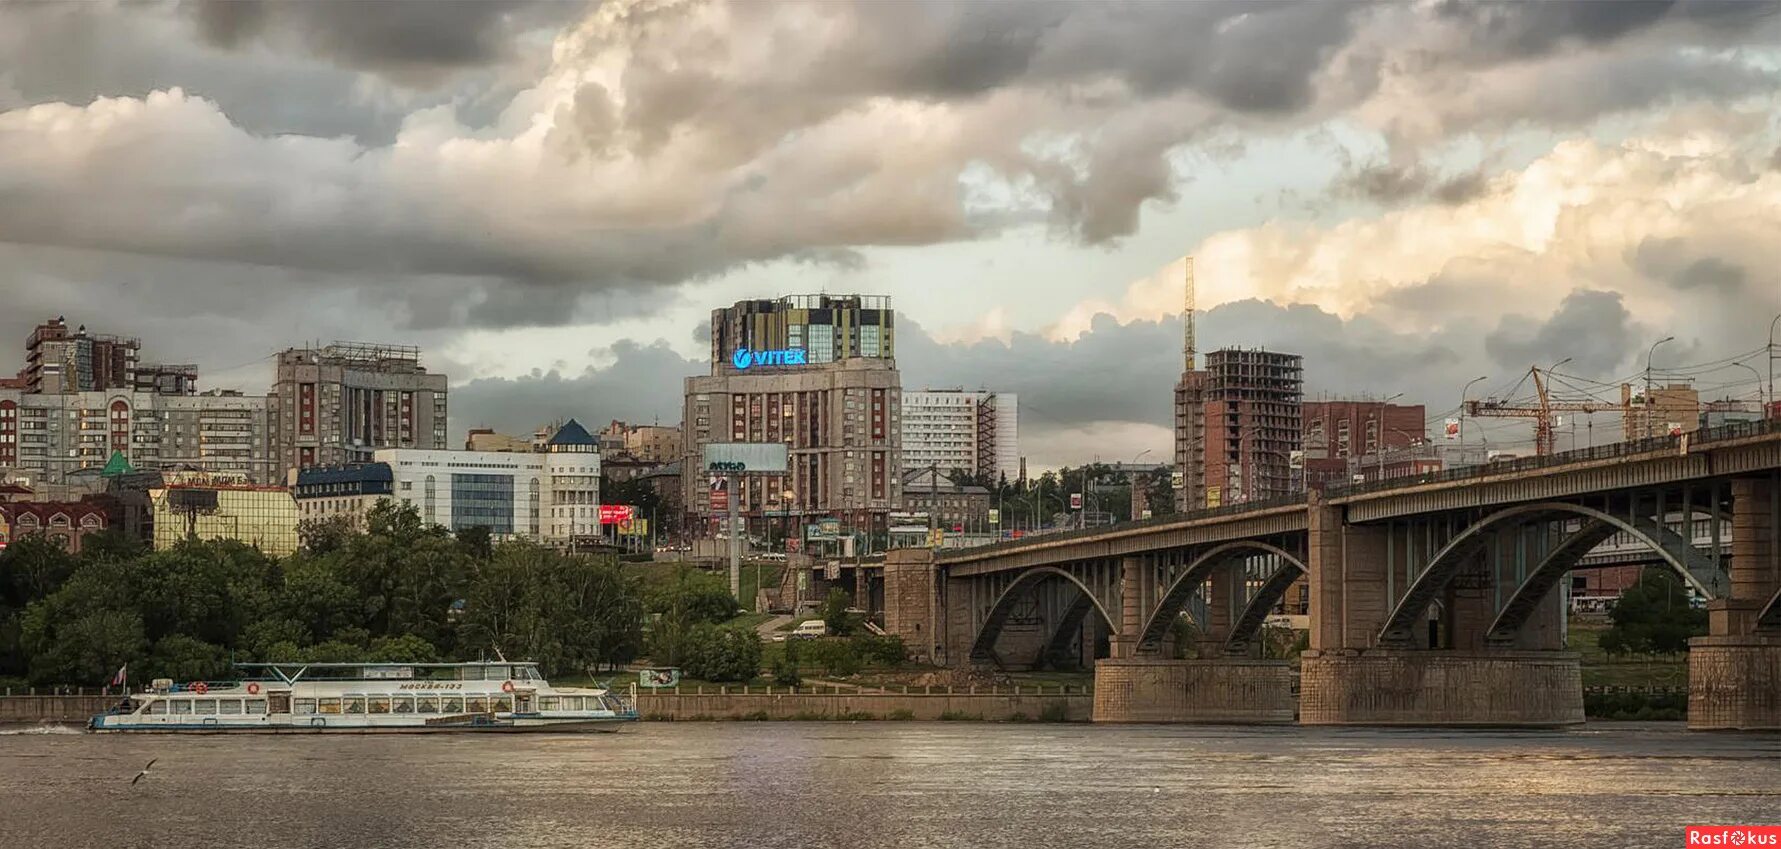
[[731, 347, 808, 369]]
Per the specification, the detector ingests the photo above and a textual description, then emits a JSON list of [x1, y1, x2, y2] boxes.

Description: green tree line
[[0, 502, 652, 686]]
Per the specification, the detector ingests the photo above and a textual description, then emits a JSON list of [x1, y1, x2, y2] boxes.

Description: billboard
[[703, 443, 789, 475], [805, 517, 841, 541], [708, 477, 728, 512], [1070, 492, 1084, 510], [1444, 418, 1461, 440], [987, 508, 1000, 525], [598, 504, 636, 525], [618, 517, 649, 537]]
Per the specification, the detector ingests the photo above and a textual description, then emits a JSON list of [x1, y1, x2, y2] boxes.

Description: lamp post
[[1460, 375, 1488, 455], [1646, 336, 1675, 438], [1732, 362, 1762, 423], [1768, 313, 1780, 413], [1129, 449, 1152, 522]]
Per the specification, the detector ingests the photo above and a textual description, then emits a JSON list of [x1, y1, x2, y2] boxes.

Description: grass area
[[1568, 617, 1688, 689], [737, 564, 784, 612], [725, 612, 777, 632]]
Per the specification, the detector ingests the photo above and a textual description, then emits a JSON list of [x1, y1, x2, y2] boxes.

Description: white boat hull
[[90, 714, 635, 733]]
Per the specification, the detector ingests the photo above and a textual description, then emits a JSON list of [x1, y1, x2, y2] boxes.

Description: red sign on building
[[598, 504, 636, 525], [708, 477, 729, 512]]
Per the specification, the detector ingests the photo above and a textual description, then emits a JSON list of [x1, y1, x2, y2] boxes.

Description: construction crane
[[1466, 366, 1626, 456], [1182, 255, 1196, 371]]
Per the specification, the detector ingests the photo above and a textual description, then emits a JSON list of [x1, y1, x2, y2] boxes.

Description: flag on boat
[[111, 664, 127, 686]]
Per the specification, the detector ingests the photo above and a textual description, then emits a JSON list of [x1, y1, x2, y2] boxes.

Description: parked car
[[789, 620, 828, 640]]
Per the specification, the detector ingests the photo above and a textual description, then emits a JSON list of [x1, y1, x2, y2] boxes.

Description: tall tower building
[[268, 342, 449, 476], [684, 295, 901, 546]]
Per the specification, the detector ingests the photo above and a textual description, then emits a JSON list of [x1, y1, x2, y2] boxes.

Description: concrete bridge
[[880, 419, 1781, 730]]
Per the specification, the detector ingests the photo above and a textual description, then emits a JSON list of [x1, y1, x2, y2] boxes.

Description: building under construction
[[1171, 258, 1304, 508]]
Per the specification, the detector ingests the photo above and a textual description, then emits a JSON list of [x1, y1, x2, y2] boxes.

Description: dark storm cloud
[[186, 0, 586, 87], [1483, 290, 1646, 378], [1431, 0, 1679, 59], [447, 340, 699, 439], [1632, 237, 1748, 293], [1333, 161, 1492, 206]]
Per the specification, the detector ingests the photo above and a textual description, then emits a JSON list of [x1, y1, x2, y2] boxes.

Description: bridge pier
[[1092, 657, 1295, 723], [1299, 650, 1582, 726], [1688, 477, 1781, 730]]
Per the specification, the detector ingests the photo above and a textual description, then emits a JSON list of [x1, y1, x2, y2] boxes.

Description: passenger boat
[[88, 661, 638, 733]]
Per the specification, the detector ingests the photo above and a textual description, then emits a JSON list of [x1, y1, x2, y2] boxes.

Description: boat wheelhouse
[[89, 661, 638, 733]]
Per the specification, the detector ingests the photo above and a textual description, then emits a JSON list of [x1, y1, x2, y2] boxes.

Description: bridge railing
[[1326, 417, 1781, 499], [936, 493, 1304, 557]]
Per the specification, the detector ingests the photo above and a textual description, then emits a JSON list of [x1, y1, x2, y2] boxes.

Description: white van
[[790, 620, 828, 640]]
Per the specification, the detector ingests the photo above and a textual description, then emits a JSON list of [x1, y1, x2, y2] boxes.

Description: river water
[[1, 722, 1775, 848]]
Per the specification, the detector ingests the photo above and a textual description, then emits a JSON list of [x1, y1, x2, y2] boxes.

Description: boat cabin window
[[293, 698, 317, 715], [442, 697, 464, 714], [465, 696, 488, 713], [541, 697, 559, 711], [150, 700, 169, 715], [558, 697, 581, 711], [392, 697, 414, 714], [172, 700, 193, 715], [344, 697, 366, 714], [318, 698, 342, 715], [246, 700, 267, 715], [194, 699, 217, 715], [219, 699, 243, 716], [368, 697, 391, 714], [492, 696, 514, 713], [415, 696, 439, 714]]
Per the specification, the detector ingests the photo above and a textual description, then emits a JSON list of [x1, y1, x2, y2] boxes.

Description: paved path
[[755, 614, 795, 638]]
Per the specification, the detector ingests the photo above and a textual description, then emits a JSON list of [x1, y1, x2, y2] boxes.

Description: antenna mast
[[1183, 255, 1196, 371]]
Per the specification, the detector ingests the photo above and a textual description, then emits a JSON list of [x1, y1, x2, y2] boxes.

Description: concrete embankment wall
[[636, 687, 1092, 721], [0, 695, 112, 724]]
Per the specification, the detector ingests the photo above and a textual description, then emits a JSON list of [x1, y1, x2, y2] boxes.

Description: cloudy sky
[[3, 0, 1780, 467]]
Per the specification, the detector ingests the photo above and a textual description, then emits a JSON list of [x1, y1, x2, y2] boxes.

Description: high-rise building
[[901, 390, 1019, 483], [0, 388, 277, 484], [22, 317, 141, 394], [1180, 349, 1303, 507], [684, 295, 901, 545], [268, 342, 449, 476], [1622, 383, 1700, 441]]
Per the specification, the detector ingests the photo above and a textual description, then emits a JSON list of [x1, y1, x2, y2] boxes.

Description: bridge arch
[[968, 567, 1116, 666], [1380, 502, 1725, 648], [1134, 541, 1306, 655]]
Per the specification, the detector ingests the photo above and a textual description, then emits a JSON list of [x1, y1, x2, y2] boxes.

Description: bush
[[681, 624, 762, 683], [851, 634, 906, 668], [1584, 690, 1686, 721], [887, 708, 915, 721], [805, 639, 860, 676]]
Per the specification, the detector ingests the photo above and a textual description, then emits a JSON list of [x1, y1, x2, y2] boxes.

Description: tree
[[147, 634, 230, 682], [647, 567, 738, 625], [1602, 568, 1707, 656], [455, 526, 494, 561], [680, 624, 761, 682], [821, 588, 853, 637], [298, 515, 359, 555]]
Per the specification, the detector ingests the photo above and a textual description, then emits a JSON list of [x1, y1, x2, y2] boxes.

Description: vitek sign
[[730, 347, 808, 370]]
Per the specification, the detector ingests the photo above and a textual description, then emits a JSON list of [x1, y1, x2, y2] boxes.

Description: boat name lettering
[[396, 682, 463, 690]]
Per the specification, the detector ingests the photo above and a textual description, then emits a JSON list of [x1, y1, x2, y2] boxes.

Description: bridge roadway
[[880, 419, 1781, 729]]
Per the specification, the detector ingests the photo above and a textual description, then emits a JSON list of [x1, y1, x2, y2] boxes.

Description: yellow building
[[151, 481, 300, 556]]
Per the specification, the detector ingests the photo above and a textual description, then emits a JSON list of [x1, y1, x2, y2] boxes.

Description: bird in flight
[[130, 759, 157, 786]]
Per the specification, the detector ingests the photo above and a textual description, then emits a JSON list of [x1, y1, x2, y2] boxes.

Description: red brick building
[[0, 501, 112, 553], [1302, 400, 1428, 488]]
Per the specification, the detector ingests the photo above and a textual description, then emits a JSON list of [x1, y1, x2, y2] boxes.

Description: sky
[[3, 0, 1781, 469]]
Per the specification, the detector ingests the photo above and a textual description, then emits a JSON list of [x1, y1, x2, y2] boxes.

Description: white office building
[[901, 390, 1019, 483], [376, 448, 546, 539]]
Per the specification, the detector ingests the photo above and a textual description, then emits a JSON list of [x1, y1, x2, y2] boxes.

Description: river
[[1, 722, 1775, 848]]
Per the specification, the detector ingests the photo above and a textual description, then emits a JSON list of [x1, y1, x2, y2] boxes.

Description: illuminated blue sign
[[731, 347, 808, 369]]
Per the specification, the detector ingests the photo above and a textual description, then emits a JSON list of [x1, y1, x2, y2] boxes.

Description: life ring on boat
[[190, 682, 209, 695], [246, 682, 260, 695], [500, 681, 515, 693]]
